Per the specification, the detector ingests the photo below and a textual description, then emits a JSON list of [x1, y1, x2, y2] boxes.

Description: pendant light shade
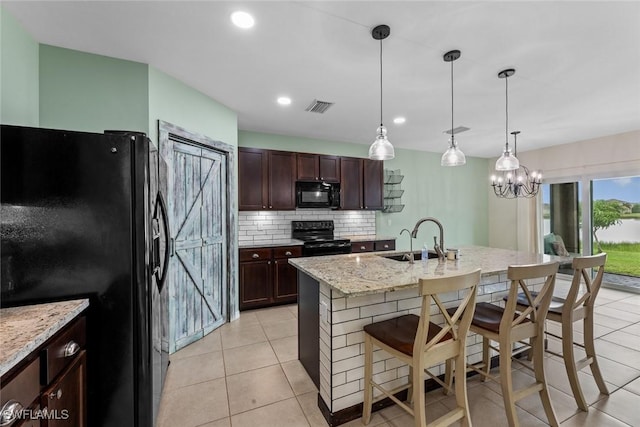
[[441, 50, 466, 167], [495, 69, 519, 171], [368, 25, 394, 161], [441, 138, 466, 166], [369, 125, 394, 160]]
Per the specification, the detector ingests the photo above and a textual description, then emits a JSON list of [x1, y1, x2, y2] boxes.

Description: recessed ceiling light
[[393, 117, 406, 124], [231, 11, 254, 29], [277, 97, 292, 106]]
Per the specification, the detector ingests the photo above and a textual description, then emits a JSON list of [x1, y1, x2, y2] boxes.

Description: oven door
[[303, 241, 352, 257]]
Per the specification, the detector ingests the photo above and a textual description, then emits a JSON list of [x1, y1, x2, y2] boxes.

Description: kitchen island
[[289, 245, 570, 426]]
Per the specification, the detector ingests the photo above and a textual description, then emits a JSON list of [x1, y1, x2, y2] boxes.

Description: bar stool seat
[[513, 292, 565, 315], [466, 302, 531, 333], [363, 315, 453, 356]]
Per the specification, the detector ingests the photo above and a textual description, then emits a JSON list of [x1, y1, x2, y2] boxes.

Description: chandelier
[[491, 131, 542, 198]]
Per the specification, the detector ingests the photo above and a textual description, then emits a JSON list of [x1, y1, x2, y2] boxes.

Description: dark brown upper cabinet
[[363, 159, 384, 210], [340, 157, 363, 209], [296, 153, 340, 183], [239, 148, 296, 210], [340, 157, 384, 210]]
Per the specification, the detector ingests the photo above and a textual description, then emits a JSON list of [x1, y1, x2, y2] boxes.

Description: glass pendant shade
[[369, 125, 395, 160], [495, 147, 520, 170], [441, 137, 466, 166]]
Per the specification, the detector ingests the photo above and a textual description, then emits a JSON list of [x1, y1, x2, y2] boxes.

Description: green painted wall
[[239, 130, 489, 250], [0, 7, 39, 126], [39, 45, 149, 134], [148, 67, 237, 147]]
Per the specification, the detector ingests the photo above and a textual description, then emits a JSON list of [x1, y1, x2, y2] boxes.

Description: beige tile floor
[[157, 285, 640, 427]]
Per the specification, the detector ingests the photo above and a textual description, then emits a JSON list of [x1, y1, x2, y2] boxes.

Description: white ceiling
[[4, 1, 640, 158]]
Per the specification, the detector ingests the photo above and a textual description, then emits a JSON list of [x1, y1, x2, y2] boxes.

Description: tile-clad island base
[[290, 246, 571, 426]]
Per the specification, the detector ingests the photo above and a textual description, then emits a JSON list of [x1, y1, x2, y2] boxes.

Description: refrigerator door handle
[[154, 191, 171, 293]]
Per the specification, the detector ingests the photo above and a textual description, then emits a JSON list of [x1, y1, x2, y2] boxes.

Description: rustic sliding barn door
[[163, 133, 228, 352]]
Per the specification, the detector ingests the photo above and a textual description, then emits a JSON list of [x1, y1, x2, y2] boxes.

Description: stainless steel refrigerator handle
[[155, 191, 171, 293]]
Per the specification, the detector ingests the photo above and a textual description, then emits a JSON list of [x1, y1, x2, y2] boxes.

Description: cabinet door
[[239, 148, 268, 210], [363, 159, 384, 210], [297, 153, 319, 181], [273, 259, 298, 304], [340, 157, 363, 209], [319, 155, 340, 182], [268, 151, 297, 210], [239, 261, 272, 310], [41, 350, 86, 427]]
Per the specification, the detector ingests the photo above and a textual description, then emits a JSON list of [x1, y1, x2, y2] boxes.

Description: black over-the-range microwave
[[295, 181, 340, 209]]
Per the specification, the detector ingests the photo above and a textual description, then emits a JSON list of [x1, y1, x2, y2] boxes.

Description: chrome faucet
[[399, 228, 414, 263], [410, 217, 445, 261]]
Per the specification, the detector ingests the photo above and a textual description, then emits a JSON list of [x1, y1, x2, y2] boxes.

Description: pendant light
[[441, 50, 466, 166], [491, 131, 542, 198], [495, 69, 520, 171], [368, 25, 395, 161]]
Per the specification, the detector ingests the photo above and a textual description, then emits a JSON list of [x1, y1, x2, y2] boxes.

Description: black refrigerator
[[1, 124, 170, 427]]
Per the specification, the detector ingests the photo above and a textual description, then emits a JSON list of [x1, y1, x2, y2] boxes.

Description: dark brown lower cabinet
[[239, 259, 272, 309], [239, 246, 302, 310], [41, 351, 87, 427]]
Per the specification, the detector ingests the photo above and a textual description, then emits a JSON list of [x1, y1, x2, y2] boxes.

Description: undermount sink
[[381, 251, 439, 262]]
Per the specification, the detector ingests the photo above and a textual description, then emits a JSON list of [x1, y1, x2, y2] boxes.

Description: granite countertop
[[342, 235, 397, 242], [289, 245, 572, 297], [239, 239, 304, 248], [0, 299, 89, 377]]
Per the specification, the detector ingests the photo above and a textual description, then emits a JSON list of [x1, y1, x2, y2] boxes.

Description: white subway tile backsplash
[[238, 210, 376, 240]]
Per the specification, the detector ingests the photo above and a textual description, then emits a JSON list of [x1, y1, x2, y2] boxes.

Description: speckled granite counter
[[289, 245, 570, 297], [0, 299, 89, 377], [238, 239, 303, 248]]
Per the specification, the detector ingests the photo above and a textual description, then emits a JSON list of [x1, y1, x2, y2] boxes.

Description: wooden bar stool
[[515, 253, 609, 411], [450, 262, 560, 427], [361, 268, 480, 427]]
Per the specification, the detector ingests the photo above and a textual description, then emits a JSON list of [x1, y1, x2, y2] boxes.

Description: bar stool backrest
[[414, 268, 481, 358], [502, 262, 559, 337], [566, 253, 607, 316]]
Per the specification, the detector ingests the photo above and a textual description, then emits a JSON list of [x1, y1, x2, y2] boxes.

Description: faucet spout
[[410, 217, 445, 261], [399, 228, 414, 263]]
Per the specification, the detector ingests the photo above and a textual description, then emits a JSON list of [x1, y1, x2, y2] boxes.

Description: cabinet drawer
[[1, 357, 40, 424], [374, 240, 395, 251], [273, 246, 302, 259], [41, 316, 86, 385], [240, 248, 272, 262], [351, 241, 374, 253]]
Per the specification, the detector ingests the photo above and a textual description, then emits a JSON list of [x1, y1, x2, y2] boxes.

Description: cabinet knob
[[49, 389, 63, 400], [262, 206, 266, 209], [64, 340, 80, 357], [360, 246, 366, 250], [269, 205, 273, 209], [384, 244, 389, 249], [0, 400, 24, 425], [315, 177, 318, 180], [285, 251, 292, 256], [320, 177, 323, 180], [252, 253, 260, 259], [268, 261, 271, 265]]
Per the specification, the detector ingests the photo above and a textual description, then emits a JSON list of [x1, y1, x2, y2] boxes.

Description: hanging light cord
[[450, 56, 454, 142], [379, 38, 383, 127], [505, 75, 509, 151]]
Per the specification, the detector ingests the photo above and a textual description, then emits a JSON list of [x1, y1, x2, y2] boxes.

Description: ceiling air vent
[[443, 126, 470, 135], [305, 99, 334, 114]]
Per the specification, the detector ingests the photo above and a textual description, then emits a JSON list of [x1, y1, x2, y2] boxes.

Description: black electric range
[[292, 220, 352, 256]]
